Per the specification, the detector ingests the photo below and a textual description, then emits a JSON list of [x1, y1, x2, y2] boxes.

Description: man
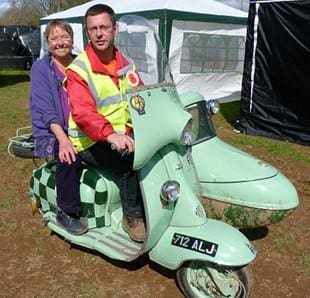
[[66, 4, 145, 242]]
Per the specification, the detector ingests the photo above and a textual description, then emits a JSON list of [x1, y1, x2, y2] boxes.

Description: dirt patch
[[1, 116, 309, 297]]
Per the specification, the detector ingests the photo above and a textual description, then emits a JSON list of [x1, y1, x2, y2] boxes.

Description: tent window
[[117, 31, 148, 73], [180, 33, 245, 73]]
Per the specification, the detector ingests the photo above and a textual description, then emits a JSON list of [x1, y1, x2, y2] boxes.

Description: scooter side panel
[[149, 219, 256, 270], [139, 152, 176, 252], [126, 85, 191, 170], [201, 172, 299, 210], [192, 136, 278, 182], [139, 141, 205, 252], [30, 160, 121, 229]]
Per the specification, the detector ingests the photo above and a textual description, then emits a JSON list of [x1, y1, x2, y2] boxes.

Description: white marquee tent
[[41, 0, 247, 102]]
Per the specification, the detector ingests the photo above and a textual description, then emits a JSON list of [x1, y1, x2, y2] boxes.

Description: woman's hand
[[58, 137, 77, 164], [50, 123, 77, 164]]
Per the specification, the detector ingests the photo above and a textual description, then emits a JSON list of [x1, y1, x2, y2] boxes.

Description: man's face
[[86, 12, 116, 52]]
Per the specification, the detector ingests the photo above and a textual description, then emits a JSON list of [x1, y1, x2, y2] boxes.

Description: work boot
[[56, 208, 88, 235], [122, 216, 146, 242]]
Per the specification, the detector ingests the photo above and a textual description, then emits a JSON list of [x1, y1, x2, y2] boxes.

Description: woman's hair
[[84, 4, 116, 26], [44, 19, 74, 41]]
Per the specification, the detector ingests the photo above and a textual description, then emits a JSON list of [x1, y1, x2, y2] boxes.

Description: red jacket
[[66, 44, 135, 142]]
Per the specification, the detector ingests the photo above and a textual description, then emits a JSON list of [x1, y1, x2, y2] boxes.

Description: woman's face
[[47, 26, 73, 60]]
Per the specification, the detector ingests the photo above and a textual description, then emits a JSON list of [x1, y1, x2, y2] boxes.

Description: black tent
[[238, 0, 310, 145]]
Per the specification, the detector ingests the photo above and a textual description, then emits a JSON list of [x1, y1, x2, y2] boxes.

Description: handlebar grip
[[111, 143, 129, 156]]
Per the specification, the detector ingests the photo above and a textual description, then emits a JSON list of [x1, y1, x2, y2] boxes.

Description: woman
[[29, 19, 87, 235]]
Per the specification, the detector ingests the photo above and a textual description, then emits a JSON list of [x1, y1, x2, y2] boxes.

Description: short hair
[[84, 4, 116, 26], [44, 19, 73, 41]]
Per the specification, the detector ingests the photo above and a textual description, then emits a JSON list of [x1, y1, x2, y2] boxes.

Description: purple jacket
[[29, 54, 68, 158]]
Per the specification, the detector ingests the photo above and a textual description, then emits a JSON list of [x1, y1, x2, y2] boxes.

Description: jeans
[[79, 142, 144, 218], [55, 157, 82, 214]]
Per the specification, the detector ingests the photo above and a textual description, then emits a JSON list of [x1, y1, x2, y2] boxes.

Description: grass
[[269, 230, 293, 250], [0, 69, 30, 87], [0, 70, 32, 213], [79, 281, 100, 297], [0, 70, 31, 129], [213, 101, 310, 164]]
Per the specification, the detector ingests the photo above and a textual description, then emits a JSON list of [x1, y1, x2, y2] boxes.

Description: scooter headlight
[[180, 119, 198, 145], [161, 181, 180, 203], [207, 99, 220, 115]]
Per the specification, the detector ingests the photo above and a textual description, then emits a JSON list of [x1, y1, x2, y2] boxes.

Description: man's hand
[[107, 133, 134, 154]]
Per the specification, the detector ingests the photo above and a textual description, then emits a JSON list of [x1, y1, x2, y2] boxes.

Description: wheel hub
[[189, 263, 245, 297]]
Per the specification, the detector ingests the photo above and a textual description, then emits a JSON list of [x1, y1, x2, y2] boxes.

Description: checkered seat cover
[[30, 160, 121, 228]]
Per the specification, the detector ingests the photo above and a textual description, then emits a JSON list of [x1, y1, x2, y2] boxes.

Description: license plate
[[171, 233, 218, 257]]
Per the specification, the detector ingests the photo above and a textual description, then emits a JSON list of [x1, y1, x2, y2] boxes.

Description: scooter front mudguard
[[149, 218, 256, 270]]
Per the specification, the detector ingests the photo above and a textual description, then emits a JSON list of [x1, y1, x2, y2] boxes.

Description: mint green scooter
[[27, 16, 256, 297]]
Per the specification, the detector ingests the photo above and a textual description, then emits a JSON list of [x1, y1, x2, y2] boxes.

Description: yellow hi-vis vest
[[67, 51, 136, 151]]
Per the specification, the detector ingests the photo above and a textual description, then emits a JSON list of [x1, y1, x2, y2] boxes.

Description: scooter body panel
[[139, 144, 203, 251], [193, 136, 278, 183], [149, 218, 257, 270], [30, 160, 122, 229], [125, 84, 191, 170], [192, 137, 299, 227], [179, 91, 299, 217]]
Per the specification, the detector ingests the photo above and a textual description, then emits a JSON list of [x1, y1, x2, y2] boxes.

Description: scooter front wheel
[[176, 261, 249, 298]]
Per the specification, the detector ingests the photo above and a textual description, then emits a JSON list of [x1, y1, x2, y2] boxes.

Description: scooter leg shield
[[149, 219, 256, 270]]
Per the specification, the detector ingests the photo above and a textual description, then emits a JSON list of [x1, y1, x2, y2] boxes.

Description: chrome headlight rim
[[206, 99, 220, 115], [180, 119, 198, 145], [161, 180, 180, 203]]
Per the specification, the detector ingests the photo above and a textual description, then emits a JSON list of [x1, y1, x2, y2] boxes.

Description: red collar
[[85, 43, 129, 77]]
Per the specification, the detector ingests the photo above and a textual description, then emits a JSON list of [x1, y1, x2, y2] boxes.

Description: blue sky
[[0, 0, 10, 16]]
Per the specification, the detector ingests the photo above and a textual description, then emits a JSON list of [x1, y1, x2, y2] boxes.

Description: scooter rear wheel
[[10, 142, 34, 158], [176, 261, 249, 297]]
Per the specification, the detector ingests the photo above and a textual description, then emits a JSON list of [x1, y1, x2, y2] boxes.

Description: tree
[[0, 0, 89, 26], [39, 0, 89, 16]]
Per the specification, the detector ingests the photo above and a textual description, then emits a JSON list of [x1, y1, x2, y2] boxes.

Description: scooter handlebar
[[110, 143, 129, 157]]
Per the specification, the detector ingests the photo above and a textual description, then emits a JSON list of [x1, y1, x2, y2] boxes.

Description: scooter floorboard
[[44, 212, 143, 261]]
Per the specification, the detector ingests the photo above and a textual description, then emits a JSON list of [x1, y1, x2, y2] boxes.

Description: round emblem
[[126, 71, 139, 87]]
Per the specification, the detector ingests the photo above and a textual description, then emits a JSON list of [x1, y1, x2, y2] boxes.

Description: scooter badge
[[130, 95, 145, 115], [126, 70, 139, 87]]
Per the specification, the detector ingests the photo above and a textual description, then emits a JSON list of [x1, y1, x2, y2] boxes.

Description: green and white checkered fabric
[[30, 161, 121, 229], [30, 161, 57, 213]]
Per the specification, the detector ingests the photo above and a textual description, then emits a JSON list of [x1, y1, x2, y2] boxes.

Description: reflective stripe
[[71, 59, 128, 108], [72, 59, 86, 70], [69, 128, 124, 138], [68, 129, 86, 137], [117, 63, 133, 76], [97, 94, 123, 108], [71, 59, 101, 103]]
